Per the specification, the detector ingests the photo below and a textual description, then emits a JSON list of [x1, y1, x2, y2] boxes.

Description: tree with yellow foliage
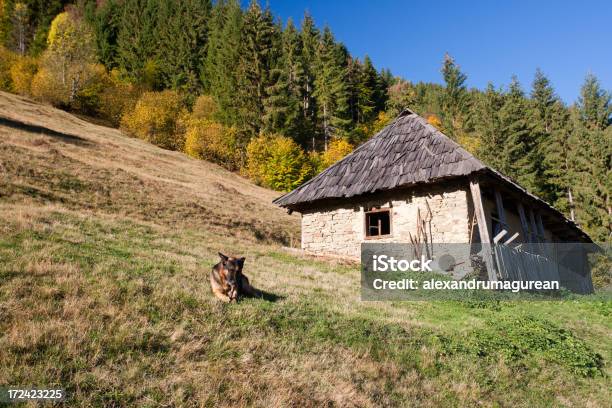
[[97, 69, 141, 126], [184, 119, 240, 171], [0, 46, 17, 91], [30, 67, 64, 105], [33, 8, 97, 105], [9, 55, 37, 95], [318, 138, 353, 172], [246, 134, 314, 191], [120, 90, 187, 151], [426, 114, 442, 129], [371, 111, 393, 135], [191, 95, 218, 121]]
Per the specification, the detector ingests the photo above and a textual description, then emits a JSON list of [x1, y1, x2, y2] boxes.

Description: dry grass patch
[[0, 203, 609, 407], [0, 92, 610, 406]]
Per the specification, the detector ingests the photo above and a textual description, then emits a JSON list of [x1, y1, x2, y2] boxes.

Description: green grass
[[0, 95, 610, 407], [1, 209, 610, 407]]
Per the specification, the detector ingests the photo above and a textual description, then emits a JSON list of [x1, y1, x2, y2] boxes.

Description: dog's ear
[[218, 252, 229, 263], [237, 257, 246, 268]]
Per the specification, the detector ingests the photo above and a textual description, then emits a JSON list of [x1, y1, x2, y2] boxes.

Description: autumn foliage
[[97, 70, 141, 126], [0, 47, 16, 90], [184, 119, 241, 170], [120, 90, 187, 150], [246, 135, 315, 192], [318, 138, 353, 171], [9, 55, 37, 95]]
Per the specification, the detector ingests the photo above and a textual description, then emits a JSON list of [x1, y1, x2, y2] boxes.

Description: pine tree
[[474, 83, 505, 169], [345, 56, 360, 124], [156, 0, 211, 92], [346, 55, 390, 143], [576, 73, 611, 131], [541, 102, 576, 218], [530, 68, 558, 133], [374, 66, 391, 113], [356, 55, 377, 124], [282, 18, 310, 144], [529, 69, 560, 202], [571, 74, 612, 241], [379, 68, 394, 89], [262, 18, 288, 134], [235, 0, 276, 137], [440, 53, 468, 140], [85, 0, 122, 69], [313, 26, 350, 150], [202, 0, 242, 125], [570, 120, 611, 242], [115, 0, 160, 84], [300, 12, 319, 150], [498, 77, 541, 193], [263, 18, 306, 144]]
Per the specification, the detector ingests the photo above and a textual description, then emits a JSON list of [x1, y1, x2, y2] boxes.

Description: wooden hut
[[274, 109, 594, 292]]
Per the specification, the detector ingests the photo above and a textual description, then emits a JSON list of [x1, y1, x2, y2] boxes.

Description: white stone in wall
[[300, 185, 472, 265]]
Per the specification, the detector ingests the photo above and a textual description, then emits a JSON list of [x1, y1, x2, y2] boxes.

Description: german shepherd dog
[[210, 252, 255, 302]]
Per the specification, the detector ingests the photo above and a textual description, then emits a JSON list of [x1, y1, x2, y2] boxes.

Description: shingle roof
[[273, 109, 594, 243], [273, 109, 485, 207]]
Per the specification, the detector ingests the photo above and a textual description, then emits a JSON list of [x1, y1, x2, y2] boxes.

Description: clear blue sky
[[261, 0, 611, 104]]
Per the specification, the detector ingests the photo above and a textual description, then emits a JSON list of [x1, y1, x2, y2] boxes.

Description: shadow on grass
[[0, 116, 93, 146], [245, 288, 284, 303]]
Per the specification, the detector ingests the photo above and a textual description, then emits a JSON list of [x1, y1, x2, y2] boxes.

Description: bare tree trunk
[[564, 135, 576, 222], [70, 79, 77, 103], [323, 103, 328, 151], [69, 72, 81, 103], [18, 26, 25, 55], [607, 193, 611, 239], [568, 187, 576, 222], [302, 79, 316, 151], [303, 80, 309, 113], [12, 3, 28, 55]]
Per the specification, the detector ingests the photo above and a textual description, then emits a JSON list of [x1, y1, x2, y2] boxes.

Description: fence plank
[[469, 178, 498, 282]]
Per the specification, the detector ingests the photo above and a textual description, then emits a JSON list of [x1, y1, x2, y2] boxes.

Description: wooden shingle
[[274, 109, 485, 207], [272, 109, 593, 243]]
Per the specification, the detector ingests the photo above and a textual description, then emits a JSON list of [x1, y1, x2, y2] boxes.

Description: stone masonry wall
[[301, 184, 471, 260]]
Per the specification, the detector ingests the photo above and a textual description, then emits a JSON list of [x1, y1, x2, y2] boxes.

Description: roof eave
[[481, 168, 594, 243], [274, 168, 594, 244], [273, 172, 482, 211]]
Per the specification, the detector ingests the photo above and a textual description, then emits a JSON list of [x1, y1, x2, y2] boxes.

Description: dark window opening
[[365, 210, 391, 237], [491, 214, 503, 237], [491, 211, 508, 238]]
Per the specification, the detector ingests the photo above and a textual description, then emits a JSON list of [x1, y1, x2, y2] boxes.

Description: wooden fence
[[492, 231, 594, 294], [493, 243, 560, 282]]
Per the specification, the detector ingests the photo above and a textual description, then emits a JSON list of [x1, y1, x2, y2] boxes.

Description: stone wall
[[301, 184, 471, 260]]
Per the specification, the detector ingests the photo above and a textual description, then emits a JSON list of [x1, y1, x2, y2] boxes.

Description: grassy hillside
[[0, 91, 610, 407]]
